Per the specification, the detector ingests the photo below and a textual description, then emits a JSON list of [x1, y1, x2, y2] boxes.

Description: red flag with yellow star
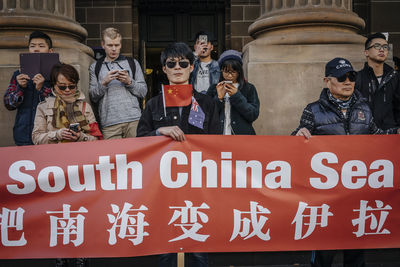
[[162, 84, 193, 107]]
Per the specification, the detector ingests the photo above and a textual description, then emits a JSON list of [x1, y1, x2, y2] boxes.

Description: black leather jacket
[[137, 90, 221, 136]]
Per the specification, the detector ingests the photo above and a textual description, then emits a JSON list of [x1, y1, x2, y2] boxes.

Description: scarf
[[52, 90, 90, 133]]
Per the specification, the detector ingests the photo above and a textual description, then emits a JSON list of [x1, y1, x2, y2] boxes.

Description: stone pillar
[[244, 0, 366, 135], [0, 0, 93, 146]]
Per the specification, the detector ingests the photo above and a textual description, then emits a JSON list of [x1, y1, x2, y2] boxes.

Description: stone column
[[244, 0, 366, 135], [0, 0, 93, 146]]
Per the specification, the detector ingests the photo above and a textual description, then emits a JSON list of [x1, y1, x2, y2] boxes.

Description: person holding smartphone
[[207, 49, 260, 135], [191, 31, 220, 94], [32, 63, 102, 144]]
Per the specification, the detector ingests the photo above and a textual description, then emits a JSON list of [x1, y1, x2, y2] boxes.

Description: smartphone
[[224, 81, 233, 84], [198, 35, 208, 44], [69, 123, 80, 132]]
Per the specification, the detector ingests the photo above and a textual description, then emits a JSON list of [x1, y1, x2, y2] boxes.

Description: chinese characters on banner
[[0, 135, 399, 259]]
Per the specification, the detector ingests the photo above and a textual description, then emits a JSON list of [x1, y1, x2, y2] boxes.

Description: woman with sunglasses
[[32, 63, 102, 145], [206, 49, 260, 135]]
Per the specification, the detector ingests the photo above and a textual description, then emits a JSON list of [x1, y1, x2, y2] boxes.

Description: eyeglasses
[[165, 61, 190, 69], [331, 72, 357, 83], [367, 43, 390, 51], [222, 69, 238, 75], [57, 84, 77, 91]]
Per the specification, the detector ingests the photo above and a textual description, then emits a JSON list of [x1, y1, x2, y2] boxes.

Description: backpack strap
[[126, 57, 136, 80], [82, 101, 86, 114], [95, 57, 105, 80]]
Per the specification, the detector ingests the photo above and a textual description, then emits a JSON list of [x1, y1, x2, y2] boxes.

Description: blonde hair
[[101, 27, 122, 42]]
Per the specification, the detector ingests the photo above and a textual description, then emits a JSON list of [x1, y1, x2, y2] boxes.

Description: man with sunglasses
[[137, 42, 220, 266], [4, 31, 54, 146], [89, 27, 147, 139], [355, 32, 400, 130], [293, 57, 399, 267]]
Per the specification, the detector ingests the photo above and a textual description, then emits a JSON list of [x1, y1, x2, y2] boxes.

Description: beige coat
[[32, 93, 99, 144]]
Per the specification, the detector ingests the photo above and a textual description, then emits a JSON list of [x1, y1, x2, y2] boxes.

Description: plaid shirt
[[4, 70, 52, 110]]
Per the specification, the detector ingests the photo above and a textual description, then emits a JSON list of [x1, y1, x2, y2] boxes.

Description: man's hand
[[194, 41, 207, 57], [216, 81, 227, 100], [158, 126, 186, 141], [295, 127, 312, 139], [101, 70, 119, 86], [397, 128, 400, 134], [16, 74, 30, 88], [225, 82, 238, 96], [117, 70, 132, 85], [32, 74, 45, 91]]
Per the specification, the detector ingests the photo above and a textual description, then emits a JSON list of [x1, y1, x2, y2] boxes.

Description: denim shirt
[[190, 58, 220, 93]]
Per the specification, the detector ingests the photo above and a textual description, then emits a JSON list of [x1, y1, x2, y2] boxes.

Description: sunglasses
[[334, 72, 357, 83], [166, 61, 190, 69], [57, 84, 77, 91]]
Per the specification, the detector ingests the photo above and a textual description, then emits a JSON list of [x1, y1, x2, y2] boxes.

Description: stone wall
[[229, 0, 261, 51], [75, 0, 136, 57]]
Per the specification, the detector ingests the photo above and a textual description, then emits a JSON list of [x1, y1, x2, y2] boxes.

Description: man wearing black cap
[[293, 58, 399, 266], [3, 31, 53, 146], [355, 32, 400, 130], [293, 57, 399, 139]]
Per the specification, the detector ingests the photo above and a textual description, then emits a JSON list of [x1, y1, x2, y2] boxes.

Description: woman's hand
[[58, 128, 81, 142], [225, 82, 238, 96], [216, 81, 226, 100]]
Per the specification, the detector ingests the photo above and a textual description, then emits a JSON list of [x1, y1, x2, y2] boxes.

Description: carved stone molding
[[0, 0, 92, 55], [250, 0, 365, 45]]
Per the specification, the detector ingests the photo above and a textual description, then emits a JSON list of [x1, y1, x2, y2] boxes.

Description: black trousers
[[311, 250, 365, 267]]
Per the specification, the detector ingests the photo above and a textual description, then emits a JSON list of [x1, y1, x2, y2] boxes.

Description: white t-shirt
[[195, 61, 211, 93]]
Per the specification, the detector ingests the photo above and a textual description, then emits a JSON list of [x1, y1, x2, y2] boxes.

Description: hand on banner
[[158, 126, 186, 141], [16, 73, 30, 88], [32, 74, 45, 91], [296, 127, 312, 139], [397, 128, 400, 134], [101, 70, 119, 86]]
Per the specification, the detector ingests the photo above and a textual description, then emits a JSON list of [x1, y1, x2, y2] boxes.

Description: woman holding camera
[[206, 50, 260, 135], [32, 63, 102, 145]]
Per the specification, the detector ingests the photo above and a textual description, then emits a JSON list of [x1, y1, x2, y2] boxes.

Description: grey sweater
[[89, 56, 147, 128]]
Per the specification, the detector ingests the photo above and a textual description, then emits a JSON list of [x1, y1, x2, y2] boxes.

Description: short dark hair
[[160, 42, 194, 66], [365, 32, 387, 50], [29, 31, 53, 49], [50, 63, 80, 86], [220, 59, 245, 88], [195, 31, 212, 43]]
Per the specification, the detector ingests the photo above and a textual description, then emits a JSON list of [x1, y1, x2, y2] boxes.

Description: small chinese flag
[[162, 84, 193, 107]]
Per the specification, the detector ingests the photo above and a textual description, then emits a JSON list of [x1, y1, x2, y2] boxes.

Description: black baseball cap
[[325, 57, 355, 78]]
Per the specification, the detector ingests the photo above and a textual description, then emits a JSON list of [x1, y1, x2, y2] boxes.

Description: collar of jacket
[[364, 62, 394, 78], [320, 87, 361, 110], [103, 54, 127, 63]]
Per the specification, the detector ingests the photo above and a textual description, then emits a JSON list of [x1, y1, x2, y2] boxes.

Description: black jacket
[[137, 90, 221, 136], [292, 88, 397, 135], [207, 82, 260, 135], [355, 62, 400, 130]]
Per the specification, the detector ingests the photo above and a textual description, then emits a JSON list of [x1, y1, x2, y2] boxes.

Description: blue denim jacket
[[190, 59, 220, 93]]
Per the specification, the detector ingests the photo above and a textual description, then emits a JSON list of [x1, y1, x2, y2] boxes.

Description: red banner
[[0, 135, 399, 259]]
